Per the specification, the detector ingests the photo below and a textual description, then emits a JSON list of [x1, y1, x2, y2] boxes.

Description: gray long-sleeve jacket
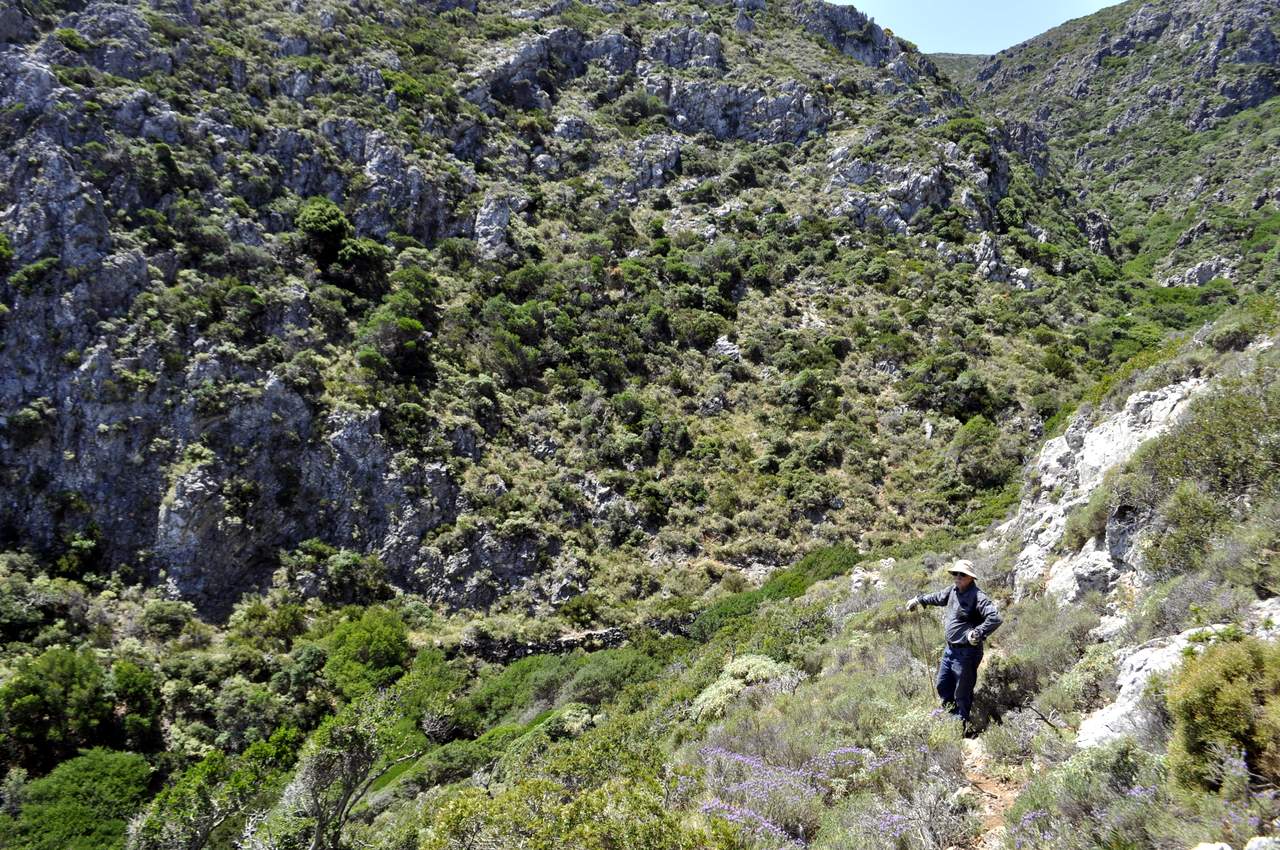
[[917, 583, 1003, 645]]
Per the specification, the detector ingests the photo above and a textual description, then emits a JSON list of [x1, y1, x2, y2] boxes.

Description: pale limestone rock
[[1244, 837, 1280, 850], [1045, 537, 1115, 602], [972, 232, 1008, 281], [1159, 256, 1235, 287], [1075, 624, 1227, 748], [1009, 377, 1207, 599]]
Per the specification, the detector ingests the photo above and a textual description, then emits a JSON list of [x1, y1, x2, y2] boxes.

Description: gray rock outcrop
[[651, 77, 830, 143], [475, 191, 529, 259], [644, 26, 725, 71], [1002, 378, 1207, 599], [972, 232, 1008, 281], [787, 0, 903, 68], [0, 0, 34, 43], [1159, 256, 1234, 287]]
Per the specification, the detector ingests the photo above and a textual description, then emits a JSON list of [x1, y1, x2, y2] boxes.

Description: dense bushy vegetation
[[6, 336, 1280, 848]]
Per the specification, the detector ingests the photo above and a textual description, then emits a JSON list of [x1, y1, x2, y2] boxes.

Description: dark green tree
[[0, 647, 111, 768], [295, 197, 351, 268], [322, 607, 410, 699]]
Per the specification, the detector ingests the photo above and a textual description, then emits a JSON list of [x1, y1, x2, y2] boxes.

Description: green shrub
[[110, 660, 161, 749], [902, 352, 1004, 420], [8, 257, 58, 291], [412, 723, 527, 787], [278, 540, 391, 605], [128, 727, 300, 850], [1205, 315, 1262, 352], [322, 607, 410, 698], [1060, 484, 1112, 553], [1007, 739, 1171, 850], [336, 237, 391, 295], [689, 545, 862, 641], [670, 308, 728, 350], [0, 749, 150, 850], [454, 654, 580, 734], [0, 232, 12, 272], [1144, 482, 1231, 577], [948, 415, 1018, 489], [295, 197, 351, 267], [141, 598, 196, 639], [973, 595, 1099, 726], [1167, 637, 1280, 788], [612, 87, 666, 125], [560, 648, 661, 706], [5, 397, 54, 447], [54, 27, 89, 52], [780, 369, 841, 423], [419, 777, 729, 850]]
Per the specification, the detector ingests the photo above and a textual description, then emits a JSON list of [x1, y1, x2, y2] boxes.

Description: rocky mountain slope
[[0, 0, 1142, 622], [966, 0, 1280, 288]]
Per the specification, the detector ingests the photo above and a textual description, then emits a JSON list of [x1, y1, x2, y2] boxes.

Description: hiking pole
[[912, 605, 935, 698]]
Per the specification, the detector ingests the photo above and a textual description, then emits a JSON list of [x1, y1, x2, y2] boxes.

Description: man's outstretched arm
[[912, 588, 951, 607]]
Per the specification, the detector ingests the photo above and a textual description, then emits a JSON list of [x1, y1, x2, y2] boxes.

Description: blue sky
[[832, 0, 1122, 55]]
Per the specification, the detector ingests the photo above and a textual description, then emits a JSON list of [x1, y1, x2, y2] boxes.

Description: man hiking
[[906, 559, 1002, 729]]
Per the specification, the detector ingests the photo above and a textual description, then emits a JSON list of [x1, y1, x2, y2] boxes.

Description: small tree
[[0, 647, 111, 769], [334, 237, 390, 296], [295, 198, 350, 268], [243, 690, 420, 850], [126, 727, 299, 850]]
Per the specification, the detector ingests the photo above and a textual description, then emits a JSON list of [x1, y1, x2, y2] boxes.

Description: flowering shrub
[[698, 743, 906, 844], [696, 696, 971, 849], [1006, 739, 1201, 850]]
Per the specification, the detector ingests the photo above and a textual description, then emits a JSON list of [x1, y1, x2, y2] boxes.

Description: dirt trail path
[[960, 738, 1022, 850]]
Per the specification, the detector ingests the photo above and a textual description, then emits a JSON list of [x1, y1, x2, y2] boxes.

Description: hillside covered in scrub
[[0, 0, 1277, 848]]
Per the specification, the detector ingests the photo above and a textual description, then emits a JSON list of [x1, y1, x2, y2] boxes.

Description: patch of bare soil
[[959, 737, 1022, 850]]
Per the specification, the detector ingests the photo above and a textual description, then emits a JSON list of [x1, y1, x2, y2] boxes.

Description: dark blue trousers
[[936, 643, 983, 721]]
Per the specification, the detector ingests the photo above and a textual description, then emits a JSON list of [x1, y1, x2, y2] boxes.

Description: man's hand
[[966, 629, 981, 646], [906, 596, 919, 611]]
